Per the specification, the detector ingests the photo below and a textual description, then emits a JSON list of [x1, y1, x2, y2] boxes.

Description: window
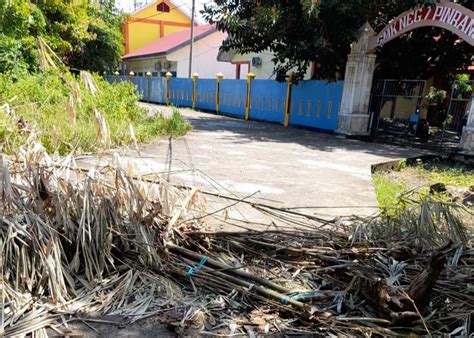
[[156, 2, 170, 12]]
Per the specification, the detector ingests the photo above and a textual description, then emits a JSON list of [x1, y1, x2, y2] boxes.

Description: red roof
[[123, 24, 216, 60]]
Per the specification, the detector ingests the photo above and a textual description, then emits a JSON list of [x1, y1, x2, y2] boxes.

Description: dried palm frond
[[350, 192, 471, 248], [94, 109, 110, 147], [1, 141, 472, 337], [129, 123, 141, 156], [1, 142, 207, 335], [69, 78, 82, 105], [80, 71, 99, 97], [416, 198, 469, 246], [67, 93, 76, 123], [37, 37, 63, 71]]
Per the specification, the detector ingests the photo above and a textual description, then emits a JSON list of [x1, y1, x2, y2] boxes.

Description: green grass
[[373, 161, 473, 217], [372, 174, 407, 217], [0, 71, 191, 155], [155, 108, 191, 137], [411, 162, 474, 188]]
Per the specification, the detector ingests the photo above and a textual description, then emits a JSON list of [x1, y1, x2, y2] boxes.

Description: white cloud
[[116, 0, 134, 13]]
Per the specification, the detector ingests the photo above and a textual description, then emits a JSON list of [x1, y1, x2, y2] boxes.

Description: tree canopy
[[0, 0, 124, 77], [202, 0, 473, 81]]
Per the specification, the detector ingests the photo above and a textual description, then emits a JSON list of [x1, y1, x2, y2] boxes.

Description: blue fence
[[289, 81, 343, 131], [196, 79, 216, 111], [169, 78, 193, 107], [107, 75, 128, 84], [219, 79, 247, 118], [129, 76, 147, 99], [250, 80, 287, 124], [150, 77, 166, 104], [105, 76, 343, 132]]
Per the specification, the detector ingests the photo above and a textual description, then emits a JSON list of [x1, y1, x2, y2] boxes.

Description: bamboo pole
[[168, 243, 291, 294], [179, 256, 308, 310]]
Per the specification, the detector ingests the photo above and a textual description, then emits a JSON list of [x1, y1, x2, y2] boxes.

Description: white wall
[[232, 51, 312, 80], [123, 57, 177, 75], [167, 31, 235, 79]]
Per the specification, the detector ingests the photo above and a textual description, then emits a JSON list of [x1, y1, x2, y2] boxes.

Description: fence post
[[192, 72, 199, 109], [245, 73, 255, 120], [216, 72, 224, 114], [283, 73, 294, 127], [165, 72, 172, 106], [145, 71, 151, 103]]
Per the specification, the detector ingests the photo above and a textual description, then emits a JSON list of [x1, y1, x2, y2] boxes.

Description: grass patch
[[373, 160, 473, 218], [155, 108, 191, 137], [372, 174, 407, 217], [0, 71, 190, 155], [410, 161, 474, 188]]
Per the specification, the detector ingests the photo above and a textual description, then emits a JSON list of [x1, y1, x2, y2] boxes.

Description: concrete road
[[78, 104, 426, 229], [88, 104, 422, 227]]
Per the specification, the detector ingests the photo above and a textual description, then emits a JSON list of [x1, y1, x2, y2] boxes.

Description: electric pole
[[188, 0, 196, 78]]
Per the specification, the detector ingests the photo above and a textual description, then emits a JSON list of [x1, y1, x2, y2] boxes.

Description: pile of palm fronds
[[0, 145, 206, 336], [1, 145, 472, 336]]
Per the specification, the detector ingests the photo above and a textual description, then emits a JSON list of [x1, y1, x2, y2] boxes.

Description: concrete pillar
[[460, 93, 474, 155], [337, 23, 376, 136]]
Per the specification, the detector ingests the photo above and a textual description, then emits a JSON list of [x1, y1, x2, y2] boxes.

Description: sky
[[116, 0, 209, 22]]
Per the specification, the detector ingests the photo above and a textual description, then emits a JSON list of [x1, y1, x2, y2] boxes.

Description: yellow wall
[[128, 22, 159, 53], [379, 78, 434, 120], [164, 24, 187, 36], [126, 0, 191, 53]]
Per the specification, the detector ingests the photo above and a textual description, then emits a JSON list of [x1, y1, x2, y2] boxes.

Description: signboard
[[369, 1, 474, 49]]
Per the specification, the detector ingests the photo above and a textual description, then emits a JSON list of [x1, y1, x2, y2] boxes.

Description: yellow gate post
[[245, 72, 255, 120], [145, 71, 151, 103], [216, 72, 224, 114], [165, 72, 172, 106], [283, 73, 294, 127], [192, 72, 199, 110]]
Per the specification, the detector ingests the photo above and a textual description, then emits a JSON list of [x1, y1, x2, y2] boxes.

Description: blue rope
[[186, 256, 209, 276], [291, 290, 318, 301], [280, 291, 318, 304]]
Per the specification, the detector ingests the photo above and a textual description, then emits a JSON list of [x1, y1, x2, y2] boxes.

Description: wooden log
[[361, 243, 452, 325], [407, 242, 452, 310]]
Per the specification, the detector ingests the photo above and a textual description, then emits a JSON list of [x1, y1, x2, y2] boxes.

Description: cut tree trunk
[[361, 242, 452, 325]]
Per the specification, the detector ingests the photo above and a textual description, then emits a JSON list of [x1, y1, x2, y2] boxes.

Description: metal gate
[[369, 79, 426, 134], [446, 81, 473, 134]]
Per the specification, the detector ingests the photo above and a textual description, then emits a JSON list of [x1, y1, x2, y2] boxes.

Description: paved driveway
[[101, 104, 422, 225], [78, 104, 425, 229]]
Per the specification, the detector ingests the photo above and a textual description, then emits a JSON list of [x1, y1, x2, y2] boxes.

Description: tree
[[67, 1, 125, 72], [0, 0, 124, 75], [202, 0, 473, 81], [0, 1, 45, 75]]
